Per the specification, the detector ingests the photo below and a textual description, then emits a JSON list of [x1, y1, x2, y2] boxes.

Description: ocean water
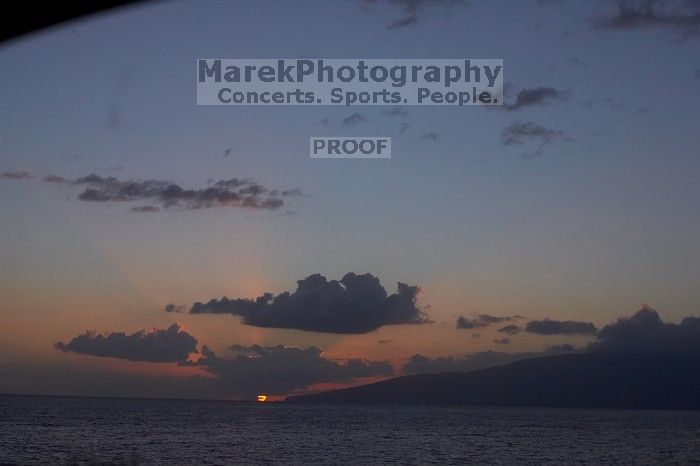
[[1, 395, 699, 465]]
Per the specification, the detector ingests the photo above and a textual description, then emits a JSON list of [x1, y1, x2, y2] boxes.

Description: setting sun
[[257, 395, 268, 403]]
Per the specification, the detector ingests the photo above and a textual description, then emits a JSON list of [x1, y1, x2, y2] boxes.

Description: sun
[[256, 394, 268, 402]]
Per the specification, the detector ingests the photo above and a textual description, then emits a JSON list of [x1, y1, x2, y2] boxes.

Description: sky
[[1, 0, 700, 400]]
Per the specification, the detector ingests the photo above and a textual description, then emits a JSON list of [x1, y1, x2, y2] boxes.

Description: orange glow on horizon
[[256, 394, 268, 402]]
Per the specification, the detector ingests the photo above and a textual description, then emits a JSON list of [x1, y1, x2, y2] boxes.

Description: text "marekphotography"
[[197, 59, 503, 106]]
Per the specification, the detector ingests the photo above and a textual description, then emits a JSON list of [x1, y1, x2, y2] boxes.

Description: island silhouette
[[286, 353, 700, 410]]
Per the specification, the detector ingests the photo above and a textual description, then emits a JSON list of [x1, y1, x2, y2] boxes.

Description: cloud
[[594, 0, 700, 39], [456, 317, 484, 329], [501, 121, 569, 159], [53, 174, 299, 211], [43, 175, 67, 184], [526, 318, 597, 336], [587, 305, 700, 355], [1, 171, 33, 180], [456, 314, 517, 329], [185, 344, 394, 396], [342, 112, 368, 126], [130, 205, 160, 213], [7, 172, 303, 212], [402, 345, 576, 375], [493, 338, 511, 345], [388, 13, 419, 29], [163, 303, 185, 313], [498, 324, 521, 335], [382, 106, 409, 117], [502, 121, 564, 146], [188, 272, 430, 334], [547, 343, 578, 353], [53, 327, 394, 397], [504, 87, 570, 111], [362, 0, 468, 30], [54, 324, 198, 363], [405, 307, 700, 377], [580, 96, 628, 112]]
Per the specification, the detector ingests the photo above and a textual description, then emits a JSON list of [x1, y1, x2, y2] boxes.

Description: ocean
[[1, 395, 699, 465]]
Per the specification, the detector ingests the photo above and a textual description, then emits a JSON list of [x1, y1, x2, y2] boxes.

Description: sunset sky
[[1, 0, 700, 400]]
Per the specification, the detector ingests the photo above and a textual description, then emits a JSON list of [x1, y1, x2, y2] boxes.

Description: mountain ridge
[[285, 353, 700, 410]]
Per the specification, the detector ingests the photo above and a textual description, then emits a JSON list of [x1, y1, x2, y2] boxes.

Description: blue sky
[[1, 0, 700, 398]]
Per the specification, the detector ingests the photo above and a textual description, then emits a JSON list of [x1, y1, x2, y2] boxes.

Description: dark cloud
[[362, 0, 468, 30], [342, 112, 368, 126], [402, 345, 576, 375], [184, 344, 394, 396], [526, 318, 597, 335], [277, 188, 304, 197], [163, 303, 185, 313], [52, 328, 394, 397], [580, 96, 628, 112], [209, 177, 253, 189], [456, 317, 484, 329], [501, 121, 569, 159], [480, 314, 519, 324], [130, 205, 160, 213], [547, 343, 578, 353], [1, 171, 33, 180], [78, 188, 111, 202], [69, 174, 298, 211], [456, 314, 516, 329], [594, 0, 700, 38], [588, 306, 700, 355], [382, 106, 409, 117], [493, 338, 511, 345], [54, 324, 198, 363], [404, 307, 700, 377], [498, 324, 521, 335], [43, 175, 67, 184], [388, 13, 419, 29], [188, 272, 430, 334], [504, 87, 570, 111], [502, 121, 564, 146], [8, 172, 300, 212]]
